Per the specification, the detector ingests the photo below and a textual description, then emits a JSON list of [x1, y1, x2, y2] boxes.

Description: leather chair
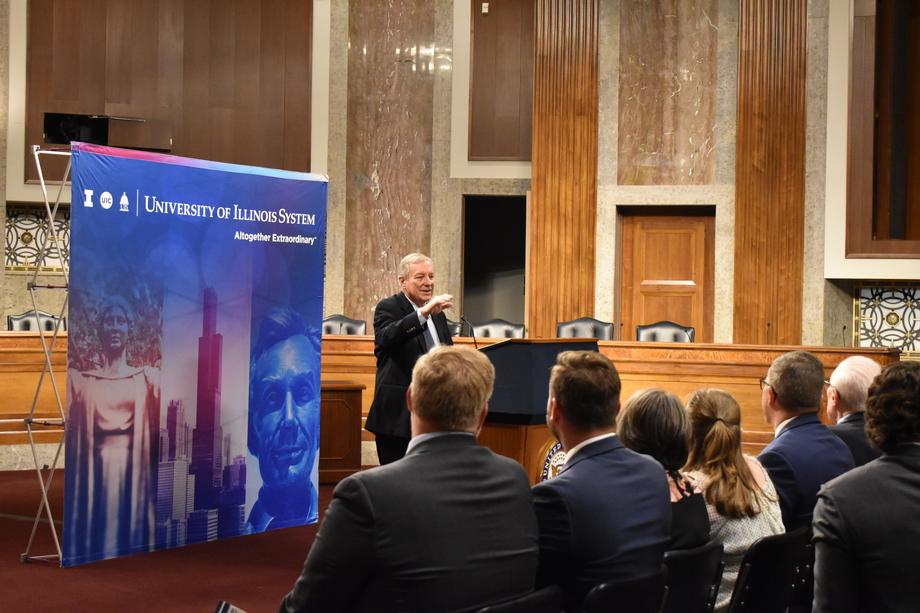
[[7, 310, 65, 332], [476, 585, 563, 613], [446, 318, 463, 337], [321, 314, 366, 335], [663, 541, 725, 613], [636, 320, 695, 343], [556, 317, 615, 340], [471, 318, 525, 339], [581, 565, 668, 613], [726, 526, 812, 613]]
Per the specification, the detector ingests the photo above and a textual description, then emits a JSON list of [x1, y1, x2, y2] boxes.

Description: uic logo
[[82, 189, 130, 212]]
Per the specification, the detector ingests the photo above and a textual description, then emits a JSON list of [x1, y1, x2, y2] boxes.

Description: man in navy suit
[[826, 356, 882, 467], [365, 253, 454, 464], [533, 351, 670, 612], [758, 350, 854, 531]]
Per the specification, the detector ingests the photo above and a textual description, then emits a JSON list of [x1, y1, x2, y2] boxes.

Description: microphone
[[460, 315, 479, 350]]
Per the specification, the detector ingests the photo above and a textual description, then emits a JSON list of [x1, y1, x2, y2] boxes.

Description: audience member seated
[[532, 351, 670, 613], [757, 350, 854, 530], [685, 389, 785, 612], [813, 361, 920, 613], [279, 346, 538, 613], [826, 356, 882, 467], [617, 388, 710, 550]]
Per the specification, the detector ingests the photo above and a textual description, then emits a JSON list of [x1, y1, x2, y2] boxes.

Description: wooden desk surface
[[1, 331, 900, 455]]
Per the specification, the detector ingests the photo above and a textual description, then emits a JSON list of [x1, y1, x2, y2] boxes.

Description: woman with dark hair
[[684, 388, 784, 612], [618, 388, 710, 549], [813, 361, 920, 612]]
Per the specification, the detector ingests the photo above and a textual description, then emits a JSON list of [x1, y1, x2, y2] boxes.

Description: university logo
[[82, 189, 131, 212]]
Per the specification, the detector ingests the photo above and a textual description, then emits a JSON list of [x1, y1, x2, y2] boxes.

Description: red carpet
[[1, 470, 331, 612]]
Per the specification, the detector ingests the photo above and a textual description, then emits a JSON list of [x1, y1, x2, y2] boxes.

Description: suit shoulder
[[374, 293, 402, 311], [480, 447, 532, 482]]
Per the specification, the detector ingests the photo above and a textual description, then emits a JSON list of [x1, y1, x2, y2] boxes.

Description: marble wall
[[323, 0, 529, 320], [596, 0, 737, 342], [617, 0, 718, 185], [342, 0, 435, 323]]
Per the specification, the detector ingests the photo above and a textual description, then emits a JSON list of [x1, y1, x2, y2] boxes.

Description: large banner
[[63, 143, 327, 566]]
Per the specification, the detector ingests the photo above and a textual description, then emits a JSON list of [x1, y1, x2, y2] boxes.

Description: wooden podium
[[478, 339, 598, 484]]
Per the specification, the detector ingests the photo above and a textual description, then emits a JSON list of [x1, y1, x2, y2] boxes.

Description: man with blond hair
[[366, 253, 454, 464], [827, 356, 882, 466], [280, 346, 538, 612]]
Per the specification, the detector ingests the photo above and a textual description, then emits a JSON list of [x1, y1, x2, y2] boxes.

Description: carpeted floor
[[1, 470, 331, 612]]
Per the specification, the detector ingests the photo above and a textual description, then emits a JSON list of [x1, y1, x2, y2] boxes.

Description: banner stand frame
[[19, 145, 72, 565]]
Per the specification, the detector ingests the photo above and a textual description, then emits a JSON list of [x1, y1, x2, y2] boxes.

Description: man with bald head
[[366, 253, 454, 464], [827, 356, 882, 466]]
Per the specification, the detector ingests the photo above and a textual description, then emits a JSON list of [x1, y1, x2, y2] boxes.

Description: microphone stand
[[460, 315, 479, 350]]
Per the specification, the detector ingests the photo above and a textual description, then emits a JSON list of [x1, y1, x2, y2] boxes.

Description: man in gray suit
[[826, 355, 882, 466], [280, 346, 539, 613], [813, 361, 920, 613]]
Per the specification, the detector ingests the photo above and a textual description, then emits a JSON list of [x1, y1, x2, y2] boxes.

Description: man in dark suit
[[813, 361, 920, 613], [533, 351, 670, 612], [758, 350, 854, 531], [826, 355, 882, 467], [366, 253, 454, 464], [280, 346, 538, 613]]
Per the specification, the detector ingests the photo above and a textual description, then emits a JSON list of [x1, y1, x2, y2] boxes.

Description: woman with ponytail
[[618, 388, 710, 550], [685, 388, 784, 612]]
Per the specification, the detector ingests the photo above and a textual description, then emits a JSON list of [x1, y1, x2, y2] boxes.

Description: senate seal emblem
[[540, 441, 567, 482]]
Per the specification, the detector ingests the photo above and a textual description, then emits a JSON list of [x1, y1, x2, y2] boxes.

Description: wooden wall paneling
[[282, 0, 312, 172], [733, 0, 806, 345], [528, 0, 599, 339], [845, 0, 920, 256], [3, 333, 900, 456], [468, 0, 534, 161], [25, 1, 312, 183], [846, 4, 876, 256]]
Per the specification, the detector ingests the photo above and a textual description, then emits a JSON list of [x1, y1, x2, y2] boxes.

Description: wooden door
[[619, 211, 715, 342]]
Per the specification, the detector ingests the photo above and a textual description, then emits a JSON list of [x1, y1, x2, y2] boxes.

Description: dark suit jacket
[[279, 434, 539, 613], [829, 412, 881, 467], [532, 436, 671, 612], [365, 292, 453, 438], [757, 412, 854, 531], [813, 445, 920, 613]]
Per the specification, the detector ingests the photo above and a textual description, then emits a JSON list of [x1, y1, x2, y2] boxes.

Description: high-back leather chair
[[636, 320, 695, 343], [471, 318, 525, 339], [476, 585, 563, 613], [7, 310, 66, 332], [556, 317, 615, 340], [663, 541, 725, 613], [582, 566, 669, 613], [321, 314, 366, 335], [726, 527, 812, 613]]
